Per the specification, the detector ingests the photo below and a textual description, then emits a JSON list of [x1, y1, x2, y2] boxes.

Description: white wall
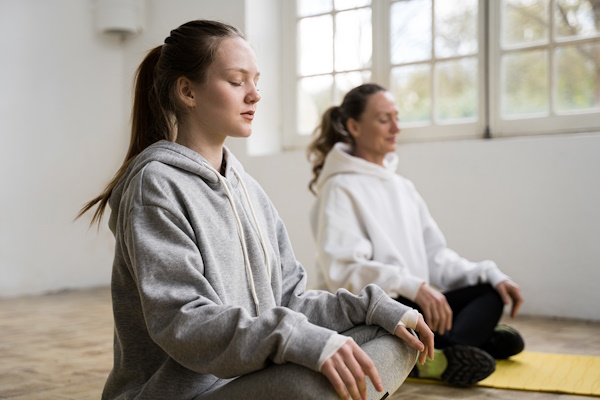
[[0, 0, 125, 296], [2, 0, 599, 321], [395, 133, 600, 320]]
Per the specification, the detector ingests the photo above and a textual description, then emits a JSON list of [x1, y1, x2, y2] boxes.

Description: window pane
[[435, 0, 478, 58], [391, 0, 432, 64], [555, 0, 600, 39], [335, 9, 372, 71], [298, 75, 334, 135], [435, 57, 478, 122], [334, 71, 372, 102], [502, 50, 548, 116], [502, 0, 549, 47], [556, 43, 600, 112], [334, 0, 371, 11], [298, 0, 332, 17], [390, 64, 431, 124], [299, 16, 333, 76]]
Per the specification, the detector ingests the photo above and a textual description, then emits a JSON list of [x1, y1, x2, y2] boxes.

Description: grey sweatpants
[[195, 325, 418, 400]]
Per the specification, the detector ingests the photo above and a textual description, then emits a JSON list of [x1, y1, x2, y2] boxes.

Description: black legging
[[396, 284, 504, 349]]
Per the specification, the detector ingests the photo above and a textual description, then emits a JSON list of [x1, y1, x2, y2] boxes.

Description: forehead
[[365, 91, 397, 114], [212, 37, 258, 72]]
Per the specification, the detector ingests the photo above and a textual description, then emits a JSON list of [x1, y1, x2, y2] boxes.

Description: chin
[[232, 130, 253, 139]]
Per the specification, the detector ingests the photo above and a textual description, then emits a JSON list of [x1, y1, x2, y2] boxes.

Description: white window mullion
[[281, 1, 298, 150], [332, 9, 337, 102], [372, 0, 390, 87], [480, 0, 490, 138], [430, 1, 437, 128], [549, 0, 556, 118]]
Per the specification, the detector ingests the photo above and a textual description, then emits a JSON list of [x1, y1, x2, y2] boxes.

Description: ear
[[346, 117, 361, 139], [176, 76, 196, 108]]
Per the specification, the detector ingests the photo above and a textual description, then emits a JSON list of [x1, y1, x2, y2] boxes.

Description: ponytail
[[307, 83, 387, 195], [76, 46, 169, 227], [307, 106, 353, 195]]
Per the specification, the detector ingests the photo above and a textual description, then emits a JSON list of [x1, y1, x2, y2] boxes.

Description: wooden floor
[[0, 287, 598, 399]]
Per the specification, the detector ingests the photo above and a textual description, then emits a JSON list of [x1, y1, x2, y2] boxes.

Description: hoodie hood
[[315, 142, 399, 193], [108, 140, 242, 233]]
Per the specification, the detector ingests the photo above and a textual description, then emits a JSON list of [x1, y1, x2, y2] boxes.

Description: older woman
[[308, 83, 524, 386]]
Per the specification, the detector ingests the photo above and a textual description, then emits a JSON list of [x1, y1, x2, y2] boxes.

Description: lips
[[241, 110, 255, 120]]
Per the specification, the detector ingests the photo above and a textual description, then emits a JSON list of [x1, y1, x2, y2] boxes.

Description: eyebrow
[[225, 68, 260, 78]]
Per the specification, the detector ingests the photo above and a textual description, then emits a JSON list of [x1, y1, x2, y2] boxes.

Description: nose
[[245, 84, 261, 104], [391, 119, 400, 134]]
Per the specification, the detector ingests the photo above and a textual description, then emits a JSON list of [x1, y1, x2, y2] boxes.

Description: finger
[[321, 360, 350, 399], [352, 343, 383, 393], [418, 346, 427, 365], [497, 284, 510, 305], [342, 349, 368, 399], [428, 305, 440, 334], [417, 317, 435, 361], [437, 302, 449, 335], [445, 302, 453, 332], [426, 333, 435, 361], [396, 326, 427, 365], [511, 291, 524, 318], [422, 305, 433, 331], [432, 305, 444, 335], [423, 334, 435, 362], [335, 358, 361, 400], [395, 325, 424, 352], [435, 304, 445, 335]]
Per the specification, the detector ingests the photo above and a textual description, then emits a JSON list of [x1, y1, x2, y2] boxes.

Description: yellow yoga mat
[[408, 351, 600, 396], [477, 351, 600, 396]]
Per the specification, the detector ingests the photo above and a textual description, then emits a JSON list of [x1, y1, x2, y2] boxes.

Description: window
[[283, 0, 373, 139], [282, 0, 600, 148], [491, 0, 600, 136]]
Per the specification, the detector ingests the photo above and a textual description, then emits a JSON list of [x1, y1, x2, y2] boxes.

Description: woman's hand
[[414, 283, 453, 335], [320, 339, 383, 400], [496, 280, 523, 318], [394, 313, 435, 365]]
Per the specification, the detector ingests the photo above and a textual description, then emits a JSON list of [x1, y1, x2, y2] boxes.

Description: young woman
[[78, 21, 433, 400], [308, 83, 525, 386]]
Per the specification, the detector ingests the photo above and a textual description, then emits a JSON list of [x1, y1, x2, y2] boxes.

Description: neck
[[176, 126, 226, 172]]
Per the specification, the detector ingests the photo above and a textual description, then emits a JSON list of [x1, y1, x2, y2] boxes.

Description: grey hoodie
[[102, 140, 412, 400]]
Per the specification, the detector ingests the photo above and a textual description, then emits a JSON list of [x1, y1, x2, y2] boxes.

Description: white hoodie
[[310, 142, 509, 301]]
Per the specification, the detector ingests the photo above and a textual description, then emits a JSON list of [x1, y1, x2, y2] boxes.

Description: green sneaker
[[482, 325, 525, 359], [414, 345, 496, 386]]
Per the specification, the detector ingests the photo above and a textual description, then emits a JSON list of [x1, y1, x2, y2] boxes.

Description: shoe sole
[[441, 345, 496, 386]]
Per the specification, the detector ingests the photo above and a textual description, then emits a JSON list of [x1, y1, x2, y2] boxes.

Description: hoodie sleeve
[[124, 202, 343, 377], [310, 182, 426, 300], [273, 212, 415, 336], [411, 185, 510, 291]]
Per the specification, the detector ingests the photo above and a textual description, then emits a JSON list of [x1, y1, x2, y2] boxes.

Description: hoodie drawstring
[[231, 167, 271, 280], [202, 162, 270, 316]]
